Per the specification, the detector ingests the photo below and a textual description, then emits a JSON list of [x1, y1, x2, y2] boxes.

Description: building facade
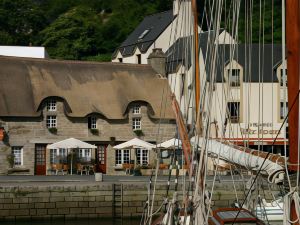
[[0, 56, 176, 175]]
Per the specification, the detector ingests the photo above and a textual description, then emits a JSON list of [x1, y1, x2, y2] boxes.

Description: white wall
[[0, 46, 47, 58]]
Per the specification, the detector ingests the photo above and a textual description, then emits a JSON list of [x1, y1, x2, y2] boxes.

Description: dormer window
[[228, 69, 240, 87], [136, 54, 141, 64], [88, 116, 97, 129], [133, 105, 141, 114], [47, 100, 57, 111], [118, 58, 123, 63], [280, 69, 288, 86]]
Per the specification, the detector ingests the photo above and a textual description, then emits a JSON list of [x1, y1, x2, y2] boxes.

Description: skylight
[[138, 29, 150, 39]]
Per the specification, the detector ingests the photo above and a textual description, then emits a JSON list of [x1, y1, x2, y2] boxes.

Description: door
[[35, 144, 46, 175], [96, 145, 107, 174]]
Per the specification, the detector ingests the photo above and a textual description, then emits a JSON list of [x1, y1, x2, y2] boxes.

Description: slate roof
[[112, 10, 174, 58], [166, 31, 283, 82], [0, 56, 174, 119]]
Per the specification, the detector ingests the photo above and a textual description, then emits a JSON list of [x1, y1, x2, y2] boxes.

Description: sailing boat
[[141, 0, 300, 224]]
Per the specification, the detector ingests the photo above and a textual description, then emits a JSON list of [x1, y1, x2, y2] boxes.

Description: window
[[136, 54, 141, 64], [228, 69, 240, 87], [118, 58, 123, 63], [227, 102, 240, 123], [138, 29, 150, 39], [47, 100, 57, 111], [132, 118, 141, 130], [136, 149, 148, 165], [88, 116, 97, 129], [133, 105, 141, 114], [115, 149, 130, 166], [12, 147, 23, 166], [46, 116, 57, 128], [79, 149, 91, 162], [50, 148, 67, 164], [280, 69, 288, 86], [280, 102, 288, 119]]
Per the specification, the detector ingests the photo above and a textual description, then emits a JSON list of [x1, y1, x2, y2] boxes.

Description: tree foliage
[[0, 0, 282, 61]]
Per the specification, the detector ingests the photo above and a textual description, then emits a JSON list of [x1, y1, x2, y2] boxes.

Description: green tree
[[38, 6, 103, 60], [0, 0, 46, 45]]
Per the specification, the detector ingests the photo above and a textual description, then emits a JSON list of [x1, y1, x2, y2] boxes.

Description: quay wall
[[0, 182, 279, 221]]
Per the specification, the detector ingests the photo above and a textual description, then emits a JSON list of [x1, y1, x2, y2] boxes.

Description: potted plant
[[6, 154, 14, 168], [90, 128, 99, 135], [133, 165, 142, 176], [133, 129, 144, 137], [48, 127, 57, 134]]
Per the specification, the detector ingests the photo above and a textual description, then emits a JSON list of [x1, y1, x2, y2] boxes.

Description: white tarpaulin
[[113, 138, 155, 150], [191, 136, 285, 183], [47, 138, 97, 149], [157, 138, 182, 148]]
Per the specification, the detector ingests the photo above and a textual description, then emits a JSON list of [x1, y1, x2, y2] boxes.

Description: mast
[[191, 0, 201, 133], [286, 0, 300, 224]]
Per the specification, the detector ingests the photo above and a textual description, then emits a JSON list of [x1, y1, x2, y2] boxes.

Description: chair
[[62, 164, 69, 175], [76, 163, 87, 175], [55, 164, 64, 175]]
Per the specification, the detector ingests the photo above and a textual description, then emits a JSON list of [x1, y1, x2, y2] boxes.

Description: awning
[[47, 138, 97, 149], [157, 138, 181, 148], [113, 138, 155, 150]]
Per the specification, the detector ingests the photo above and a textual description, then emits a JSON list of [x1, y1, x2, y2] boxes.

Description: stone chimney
[[173, 0, 179, 16], [147, 48, 166, 77]]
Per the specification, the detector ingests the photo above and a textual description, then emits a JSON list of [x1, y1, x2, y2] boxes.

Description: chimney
[[173, 0, 179, 16], [148, 48, 166, 77]]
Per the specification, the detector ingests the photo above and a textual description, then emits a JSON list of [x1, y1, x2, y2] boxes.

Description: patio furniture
[[76, 163, 88, 175], [122, 163, 134, 174]]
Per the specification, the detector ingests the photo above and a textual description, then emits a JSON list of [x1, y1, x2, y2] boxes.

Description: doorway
[[35, 144, 46, 175], [96, 145, 107, 174]]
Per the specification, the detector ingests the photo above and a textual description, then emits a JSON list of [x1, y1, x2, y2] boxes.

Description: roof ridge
[[0, 55, 153, 68]]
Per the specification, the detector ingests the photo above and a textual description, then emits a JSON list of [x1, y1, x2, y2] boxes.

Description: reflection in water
[[2, 218, 140, 225]]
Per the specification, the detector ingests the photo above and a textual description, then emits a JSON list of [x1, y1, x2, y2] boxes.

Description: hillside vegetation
[[0, 0, 281, 61]]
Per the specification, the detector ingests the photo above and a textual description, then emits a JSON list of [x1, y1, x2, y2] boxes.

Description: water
[[1, 218, 140, 225]]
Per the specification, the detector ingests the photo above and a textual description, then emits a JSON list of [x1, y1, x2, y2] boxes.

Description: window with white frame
[[47, 100, 57, 111], [136, 148, 148, 165], [133, 105, 141, 114], [280, 102, 288, 119], [228, 69, 240, 87], [132, 118, 141, 130], [79, 149, 91, 162], [115, 149, 130, 166], [46, 116, 57, 128], [12, 147, 23, 166], [50, 148, 67, 164], [227, 102, 240, 123], [88, 116, 97, 129]]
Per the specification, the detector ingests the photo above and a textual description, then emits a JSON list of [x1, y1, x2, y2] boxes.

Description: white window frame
[[136, 148, 149, 165], [132, 118, 141, 130], [91, 117, 97, 129], [115, 149, 130, 166], [228, 69, 240, 87], [79, 149, 92, 162], [46, 115, 57, 128], [12, 147, 23, 166], [133, 105, 141, 114], [50, 148, 67, 164], [47, 100, 57, 111]]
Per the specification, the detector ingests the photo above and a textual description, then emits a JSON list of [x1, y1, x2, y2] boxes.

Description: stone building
[[0, 56, 176, 175]]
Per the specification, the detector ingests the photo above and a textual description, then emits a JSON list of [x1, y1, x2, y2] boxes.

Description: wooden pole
[[191, 0, 201, 122], [286, 0, 300, 224]]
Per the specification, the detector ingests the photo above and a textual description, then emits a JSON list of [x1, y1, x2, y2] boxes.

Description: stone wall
[[0, 182, 279, 221], [0, 99, 176, 175]]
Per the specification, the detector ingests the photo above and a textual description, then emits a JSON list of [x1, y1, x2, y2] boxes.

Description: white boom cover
[[193, 137, 285, 183]]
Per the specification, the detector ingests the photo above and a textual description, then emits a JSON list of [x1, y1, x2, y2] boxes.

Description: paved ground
[[0, 174, 247, 186]]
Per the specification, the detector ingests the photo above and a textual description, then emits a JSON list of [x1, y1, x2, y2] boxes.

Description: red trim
[[0, 128, 4, 141]]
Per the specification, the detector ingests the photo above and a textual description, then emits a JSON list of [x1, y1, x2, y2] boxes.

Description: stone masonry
[[0, 182, 280, 221], [0, 99, 176, 175]]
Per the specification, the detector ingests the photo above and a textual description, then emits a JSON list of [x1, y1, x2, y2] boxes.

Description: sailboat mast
[[286, 0, 300, 224], [191, 0, 200, 120]]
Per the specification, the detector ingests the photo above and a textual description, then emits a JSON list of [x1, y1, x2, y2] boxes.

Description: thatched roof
[[0, 56, 174, 119]]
